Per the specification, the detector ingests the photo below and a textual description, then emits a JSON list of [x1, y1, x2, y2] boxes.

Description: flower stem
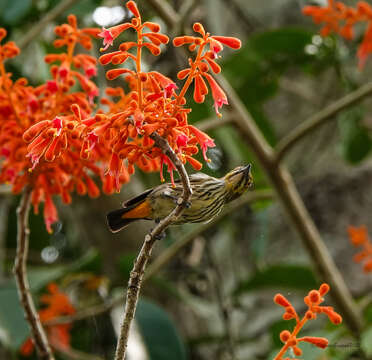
[[13, 186, 55, 360], [136, 28, 143, 109], [175, 41, 206, 107], [274, 317, 308, 360]]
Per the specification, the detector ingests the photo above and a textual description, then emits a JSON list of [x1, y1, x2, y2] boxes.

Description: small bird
[[107, 164, 253, 233]]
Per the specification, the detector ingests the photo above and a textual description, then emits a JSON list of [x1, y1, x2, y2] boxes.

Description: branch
[[44, 190, 273, 327], [145, 0, 181, 29], [18, 0, 80, 50], [144, 189, 273, 281], [113, 132, 192, 360], [196, 113, 234, 133], [13, 186, 54, 360], [114, 0, 363, 338], [275, 81, 372, 162], [216, 73, 363, 335], [53, 343, 104, 360]]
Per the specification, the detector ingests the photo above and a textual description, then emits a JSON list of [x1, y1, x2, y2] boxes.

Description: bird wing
[[122, 188, 153, 208]]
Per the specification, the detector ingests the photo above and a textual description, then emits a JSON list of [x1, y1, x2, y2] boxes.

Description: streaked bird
[[107, 164, 253, 233]]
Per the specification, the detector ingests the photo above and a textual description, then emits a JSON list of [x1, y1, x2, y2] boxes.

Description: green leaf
[[117, 253, 136, 281], [270, 319, 296, 348], [249, 28, 314, 60], [338, 107, 372, 164], [136, 299, 187, 360], [0, 0, 32, 25], [0, 286, 29, 350], [234, 264, 318, 296], [0, 265, 65, 350], [361, 326, 372, 357]]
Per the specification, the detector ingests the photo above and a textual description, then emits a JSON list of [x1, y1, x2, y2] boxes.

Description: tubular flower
[[1, 0, 242, 231], [20, 283, 76, 356], [0, 18, 105, 233], [347, 225, 372, 272], [273, 283, 342, 360], [173, 23, 240, 116], [94, 1, 238, 183], [303, 0, 372, 68]]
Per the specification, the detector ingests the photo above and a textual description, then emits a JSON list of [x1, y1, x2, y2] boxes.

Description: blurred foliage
[[234, 264, 318, 296], [136, 299, 187, 360], [338, 107, 372, 163]]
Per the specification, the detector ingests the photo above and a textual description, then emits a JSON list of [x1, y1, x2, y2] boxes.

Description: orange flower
[[20, 283, 76, 356], [1, 1, 242, 232], [98, 23, 135, 51], [348, 225, 372, 273], [303, 1, 372, 68], [273, 283, 342, 360]]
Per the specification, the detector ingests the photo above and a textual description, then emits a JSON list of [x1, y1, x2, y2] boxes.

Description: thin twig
[[196, 114, 234, 133], [13, 186, 55, 360], [44, 190, 274, 327], [144, 189, 273, 281], [221, 0, 261, 33], [44, 298, 116, 326], [145, 0, 181, 29], [217, 73, 363, 335], [113, 132, 192, 360], [18, 0, 80, 50], [53, 343, 104, 360], [275, 81, 372, 162]]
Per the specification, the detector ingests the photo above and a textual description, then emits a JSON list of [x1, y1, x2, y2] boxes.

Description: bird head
[[224, 164, 253, 202]]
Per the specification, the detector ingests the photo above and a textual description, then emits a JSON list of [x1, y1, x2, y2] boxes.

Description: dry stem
[[275, 81, 372, 162], [13, 186, 54, 360], [113, 133, 192, 360], [18, 0, 80, 50]]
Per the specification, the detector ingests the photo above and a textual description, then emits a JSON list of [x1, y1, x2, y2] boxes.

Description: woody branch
[[145, 0, 363, 336], [114, 132, 192, 360], [13, 186, 55, 360]]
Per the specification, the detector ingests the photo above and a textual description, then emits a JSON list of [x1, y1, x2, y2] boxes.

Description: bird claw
[[177, 197, 191, 208], [155, 231, 166, 240], [150, 222, 166, 240], [153, 230, 166, 241]]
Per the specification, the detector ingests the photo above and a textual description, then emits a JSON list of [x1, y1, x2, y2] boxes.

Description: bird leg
[[152, 219, 166, 240], [161, 192, 178, 203], [177, 197, 191, 208]]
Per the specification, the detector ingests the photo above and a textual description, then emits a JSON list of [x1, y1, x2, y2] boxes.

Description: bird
[[107, 164, 253, 233]]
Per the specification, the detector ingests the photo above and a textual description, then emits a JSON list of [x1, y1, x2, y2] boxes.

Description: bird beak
[[238, 164, 251, 174]]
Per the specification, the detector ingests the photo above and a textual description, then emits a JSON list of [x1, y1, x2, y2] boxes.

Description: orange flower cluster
[[273, 283, 342, 360], [20, 283, 76, 356], [0, 0, 241, 231], [348, 225, 372, 272], [303, 0, 372, 68], [0, 18, 105, 233], [90, 0, 241, 187]]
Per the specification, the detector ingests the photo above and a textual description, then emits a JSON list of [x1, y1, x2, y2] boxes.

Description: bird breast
[[148, 179, 227, 224]]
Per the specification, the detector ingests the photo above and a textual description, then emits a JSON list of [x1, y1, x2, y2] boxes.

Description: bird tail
[[106, 195, 152, 233], [106, 208, 139, 233]]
